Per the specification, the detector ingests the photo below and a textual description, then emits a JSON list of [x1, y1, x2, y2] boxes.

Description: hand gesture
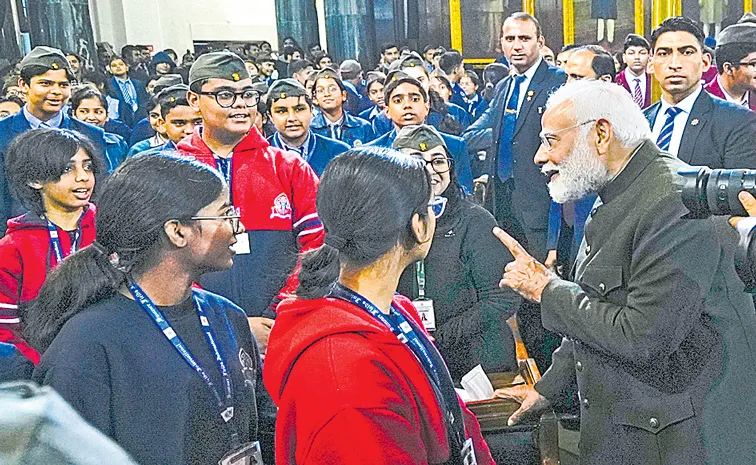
[[494, 384, 550, 426], [248, 317, 275, 355], [493, 227, 555, 303], [729, 191, 756, 229]]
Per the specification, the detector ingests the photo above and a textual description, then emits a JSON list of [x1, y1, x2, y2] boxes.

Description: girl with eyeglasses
[[393, 125, 522, 383], [25, 153, 268, 465], [264, 146, 494, 464]]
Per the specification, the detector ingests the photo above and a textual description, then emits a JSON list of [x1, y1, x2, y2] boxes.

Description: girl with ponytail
[[264, 146, 494, 465], [28, 153, 267, 465]]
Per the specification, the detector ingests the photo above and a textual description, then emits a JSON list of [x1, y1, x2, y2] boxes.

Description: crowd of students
[[1, 10, 756, 465]]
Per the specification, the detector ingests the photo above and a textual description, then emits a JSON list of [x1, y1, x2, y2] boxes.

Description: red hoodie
[[264, 293, 495, 465], [0, 205, 97, 363], [177, 127, 324, 317]]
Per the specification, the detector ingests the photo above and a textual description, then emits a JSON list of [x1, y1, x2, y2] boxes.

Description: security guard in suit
[[463, 13, 566, 370]]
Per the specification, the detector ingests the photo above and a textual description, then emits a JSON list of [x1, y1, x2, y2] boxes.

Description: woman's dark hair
[[297, 147, 432, 299], [70, 85, 107, 112], [5, 128, 102, 215], [23, 152, 225, 352]]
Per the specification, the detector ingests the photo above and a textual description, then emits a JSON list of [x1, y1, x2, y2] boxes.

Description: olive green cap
[[393, 124, 447, 152], [189, 51, 249, 86], [267, 78, 308, 102], [20, 46, 72, 74], [717, 23, 756, 47]]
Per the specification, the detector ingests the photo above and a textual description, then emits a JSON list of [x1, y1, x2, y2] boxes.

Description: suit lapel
[[644, 103, 660, 128], [677, 91, 711, 164], [513, 60, 548, 138]]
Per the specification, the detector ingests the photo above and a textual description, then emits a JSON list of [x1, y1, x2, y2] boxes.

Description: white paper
[[460, 365, 495, 401]]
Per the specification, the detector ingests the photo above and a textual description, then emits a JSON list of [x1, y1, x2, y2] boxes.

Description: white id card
[[413, 299, 436, 332], [231, 232, 251, 255], [219, 440, 264, 465]]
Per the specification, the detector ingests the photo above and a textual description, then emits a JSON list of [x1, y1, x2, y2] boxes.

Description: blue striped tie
[[656, 106, 682, 152]]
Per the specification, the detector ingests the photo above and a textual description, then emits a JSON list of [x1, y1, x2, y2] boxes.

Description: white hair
[[545, 80, 651, 148]]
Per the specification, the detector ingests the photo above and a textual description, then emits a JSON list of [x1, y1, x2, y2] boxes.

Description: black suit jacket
[[464, 60, 565, 232], [644, 90, 756, 169], [109, 77, 150, 128]]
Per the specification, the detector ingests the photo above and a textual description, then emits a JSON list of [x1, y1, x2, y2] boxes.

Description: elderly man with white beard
[[492, 80, 756, 465]]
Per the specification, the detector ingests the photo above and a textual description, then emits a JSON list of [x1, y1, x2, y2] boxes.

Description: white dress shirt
[[22, 105, 63, 129], [650, 85, 703, 157], [624, 68, 647, 103], [507, 57, 542, 116]]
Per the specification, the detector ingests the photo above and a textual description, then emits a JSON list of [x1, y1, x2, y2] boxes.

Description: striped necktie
[[633, 79, 643, 107], [656, 106, 682, 152]]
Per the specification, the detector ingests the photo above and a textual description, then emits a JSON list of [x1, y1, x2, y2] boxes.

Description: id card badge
[[231, 232, 251, 255], [461, 438, 477, 465], [413, 299, 436, 332], [219, 441, 264, 465]]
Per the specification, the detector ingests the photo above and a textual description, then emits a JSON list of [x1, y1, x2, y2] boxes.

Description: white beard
[[546, 133, 612, 204]]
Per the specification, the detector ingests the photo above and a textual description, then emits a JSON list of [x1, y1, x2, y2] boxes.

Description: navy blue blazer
[[367, 111, 395, 137], [644, 90, 756, 169], [109, 77, 150, 128], [0, 112, 110, 234], [310, 111, 375, 147], [268, 131, 350, 176], [365, 128, 474, 193], [463, 60, 566, 231]]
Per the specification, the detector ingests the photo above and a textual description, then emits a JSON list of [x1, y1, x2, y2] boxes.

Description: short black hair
[[575, 45, 617, 80], [0, 95, 24, 108], [289, 59, 314, 76], [507, 12, 542, 37], [623, 33, 650, 52], [5, 128, 102, 214], [20, 65, 74, 84], [109, 55, 127, 66], [650, 16, 705, 51], [70, 85, 107, 111], [560, 44, 579, 54], [381, 43, 399, 54], [461, 69, 481, 88], [438, 51, 463, 74], [715, 42, 756, 74]]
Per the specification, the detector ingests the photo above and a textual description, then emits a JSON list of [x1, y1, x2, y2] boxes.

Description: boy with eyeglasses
[[705, 23, 756, 111], [178, 52, 324, 354]]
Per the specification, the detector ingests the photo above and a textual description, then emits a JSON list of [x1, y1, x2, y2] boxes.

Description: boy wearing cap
[[339, 59, 372, 115], [266, 79, 349, 175], [310, 68, 375, 147], [0, 46, 113, 235], [177, 51, 324, 350], [366, 70, 475, 192], [131, 84, 202, 156], [705, 23, 756, 111]]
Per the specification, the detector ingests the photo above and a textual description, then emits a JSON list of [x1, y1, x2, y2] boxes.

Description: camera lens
[[679, 167, 756, 217]]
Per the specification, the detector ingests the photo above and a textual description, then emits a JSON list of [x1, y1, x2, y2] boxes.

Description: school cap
[[153, 74, 184, 93], [189, 51, 249, 86], [339, 60, 362, 80], [267, 78, 308, 102], [717, 23, 756, 47], [20, 46, 72, 73], [156, 84, 190, 105], [393, 124, 447, 152], [383, 70, 428, 101]]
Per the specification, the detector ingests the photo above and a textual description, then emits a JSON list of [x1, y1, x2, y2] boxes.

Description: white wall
[[90, 0, 279, 53]]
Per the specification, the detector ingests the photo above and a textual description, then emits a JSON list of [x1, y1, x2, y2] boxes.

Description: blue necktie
[[656, 106, 682, 152], [497, 75, 526, 181]]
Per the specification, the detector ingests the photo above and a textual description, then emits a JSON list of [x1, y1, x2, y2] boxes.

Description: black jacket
[[397, 193, 521, 381], [34, 290, 267, 465]]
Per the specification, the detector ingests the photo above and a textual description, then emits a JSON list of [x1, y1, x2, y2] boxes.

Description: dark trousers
[[492, 177, 561, 373]]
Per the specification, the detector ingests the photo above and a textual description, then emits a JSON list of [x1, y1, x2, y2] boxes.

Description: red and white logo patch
[[270, 193, 292, 220]]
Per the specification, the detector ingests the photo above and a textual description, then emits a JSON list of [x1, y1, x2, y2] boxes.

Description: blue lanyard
[[327, 283, 468, 457], [47, 220, 79, 265], [128, 282, 238, 434], [215, 157, 233, 203]]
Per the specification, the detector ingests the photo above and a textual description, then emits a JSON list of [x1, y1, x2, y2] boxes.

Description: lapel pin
[[526, 90, 535, 101], [537, 106, 544, 114], [691, 119, 699, 126]]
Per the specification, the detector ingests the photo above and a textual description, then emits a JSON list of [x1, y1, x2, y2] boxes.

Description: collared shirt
[[114, 77, 139, 111], [324, 115, 344, 140], [275, 131, 312, 161], [717, 76, 749, 107], [624, 68, 647, 103], [508, 57, 542, 115], [22, 105, 63, 129], [651, 85, 702, 157]]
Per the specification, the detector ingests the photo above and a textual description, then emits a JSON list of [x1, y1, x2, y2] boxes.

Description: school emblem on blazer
[[270, 193, 293, 220], [238, 348, 256, 388]]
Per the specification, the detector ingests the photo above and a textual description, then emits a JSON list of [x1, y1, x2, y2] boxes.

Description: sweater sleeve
[[0, 237, 38, 363]]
